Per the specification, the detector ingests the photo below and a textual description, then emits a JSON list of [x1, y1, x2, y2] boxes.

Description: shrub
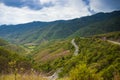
[[69, 64, 102, 80]]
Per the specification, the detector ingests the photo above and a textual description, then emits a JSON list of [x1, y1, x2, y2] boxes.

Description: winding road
[[47, 39, 79, 80], [107, 40, 120, 45], [71, 39, 79, 56], [47, 68, 61, 80], [46, 39, 120, 80]]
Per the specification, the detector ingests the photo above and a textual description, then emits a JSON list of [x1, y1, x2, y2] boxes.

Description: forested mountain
[[28, 33, 120, 80], [0, 11, 120, 44], [0, 10, 120, 80], [0, 38, 25, 54], [0, 38, 32, 74], [1, 32, 120, 80], [93, 31, 120, 42]]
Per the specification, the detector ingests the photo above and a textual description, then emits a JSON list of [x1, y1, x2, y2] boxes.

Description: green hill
[[72, 16, 120, 37], [31, 36, 120, 80], [59, 37, 120, 80], [0, 11, 120, 44], [0, 39, 32, 74], [93, 31, 120, 42], [0, 38, 26, 55], [0, 11, 120, 80]]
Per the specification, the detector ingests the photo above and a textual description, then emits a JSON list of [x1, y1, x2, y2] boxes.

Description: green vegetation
[[0, 38, 26, 55], [72, 16, 120, 37], [0, 47, 32, 74], [0, 39, 32, 79], [93, 31, 120, 42], [0, 34, 120, 80], [0, 11, 120, 44], [26, 34, 120, 80], [58, 37, 120, 80], [30, 39, 73, 74], [0, 74, 47, 80], [69, 64, 100, 80], [0, 11, 120, 80], [0, 38, 8, 46]]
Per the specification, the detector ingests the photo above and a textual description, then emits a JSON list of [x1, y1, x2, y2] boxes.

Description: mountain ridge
[[0, 10, 120, 44]]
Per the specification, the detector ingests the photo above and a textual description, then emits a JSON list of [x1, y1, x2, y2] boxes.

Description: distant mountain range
[[0, 10, 120, 44], [0, 10, 120, 80]]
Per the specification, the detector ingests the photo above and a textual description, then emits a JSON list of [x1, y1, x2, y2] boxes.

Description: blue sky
[[0, 0, 120, 25]]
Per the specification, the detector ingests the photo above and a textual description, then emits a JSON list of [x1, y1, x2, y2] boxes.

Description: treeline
[[32, 37, 120, 80], [93, 31, 120, 42], [0, 11, 120, 44], [30, 39, 73, 75], [59, 38, 120, 80], [0, 39, 32, 74], [0, 47, 32, 74]]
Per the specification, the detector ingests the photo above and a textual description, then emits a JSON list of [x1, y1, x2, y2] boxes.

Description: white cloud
[[0, 0, 91, 25], [89, 0, 120, 12], [40, 0, 57, 4]]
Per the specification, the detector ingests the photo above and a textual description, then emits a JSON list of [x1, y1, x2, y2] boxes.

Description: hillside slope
[[0, 38, 25, 55], [0, 38, 32, 74], [93, 31, 120, 42], [28, 32, 120, 80], [0, 11, 120, 44], [59, 37, 120, 80]]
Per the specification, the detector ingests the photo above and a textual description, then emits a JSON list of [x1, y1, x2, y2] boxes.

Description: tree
[[69, 64, 102, 80]]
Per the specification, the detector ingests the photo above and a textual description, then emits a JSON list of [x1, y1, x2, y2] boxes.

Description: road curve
[[47, 69, 61, 80], [107, 40, 120, 45], [71, 39, 79, 56], [46, 39, 79, 80]]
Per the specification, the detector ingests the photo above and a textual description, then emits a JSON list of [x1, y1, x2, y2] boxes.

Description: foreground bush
[[0, 74, 47, 80], [69, 64, 102, 80]]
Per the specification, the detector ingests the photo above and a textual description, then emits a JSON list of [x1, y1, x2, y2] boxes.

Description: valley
[[0, 11, 120, 80]]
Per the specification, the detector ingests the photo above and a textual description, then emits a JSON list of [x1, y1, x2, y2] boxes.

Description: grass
[[57, 77, 69, 80], [0, 74, 47, 80], [28, 46, 36, 49]]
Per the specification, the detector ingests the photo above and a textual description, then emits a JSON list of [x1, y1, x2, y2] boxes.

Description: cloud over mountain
[[0, 0, 120, 25]]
